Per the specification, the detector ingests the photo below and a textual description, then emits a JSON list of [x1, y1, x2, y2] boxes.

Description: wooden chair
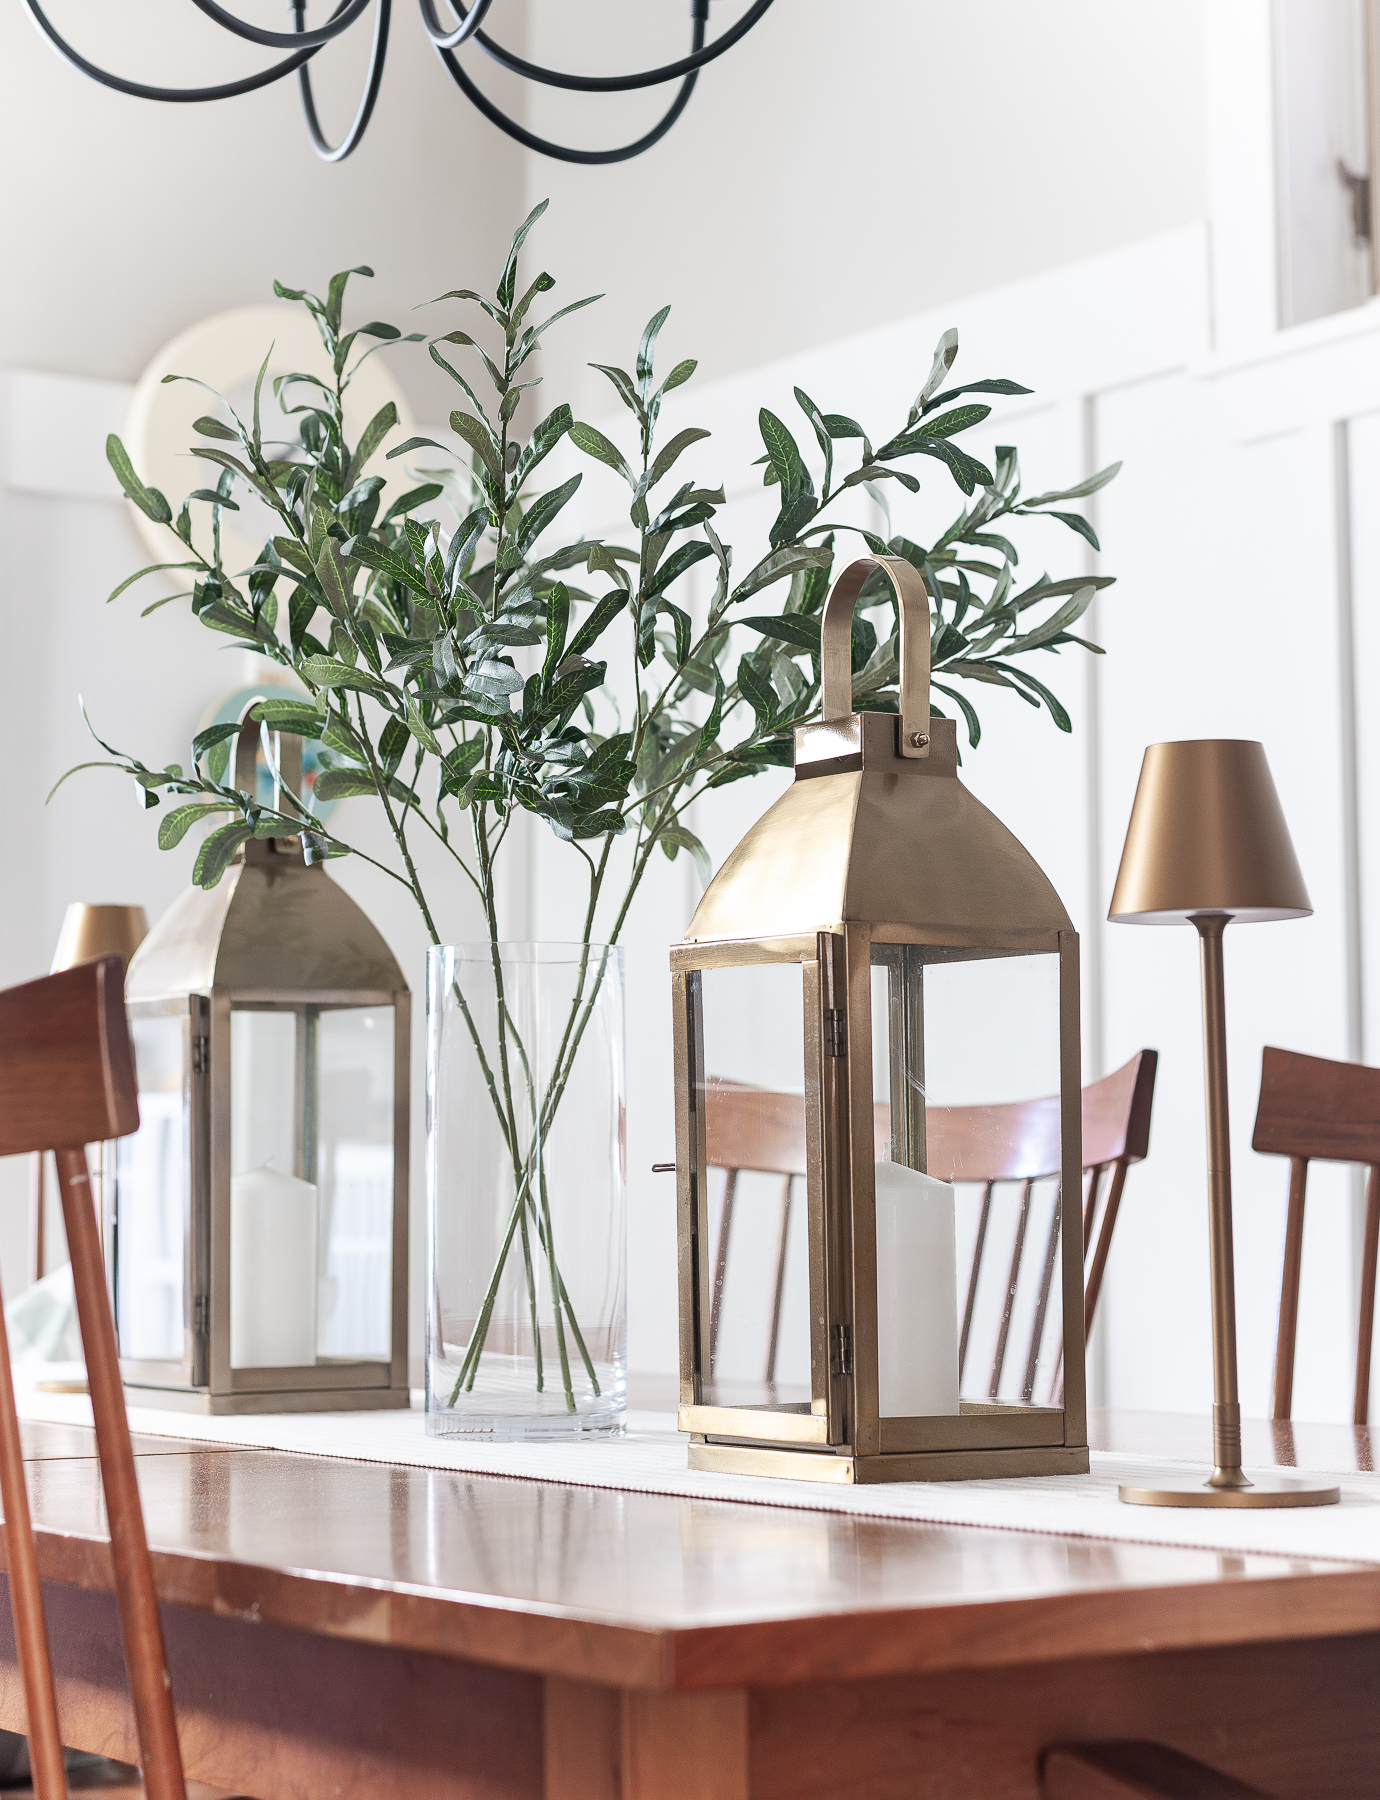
[[1040, 1739, 1272, 1797], [705, 1050, 1157, 1395], [0, 958, 187, 1800], [1251, 1044, 1380, 1425]]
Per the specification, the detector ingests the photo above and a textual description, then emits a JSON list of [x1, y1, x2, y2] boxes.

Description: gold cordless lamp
[[1109, 739, 1339, 1508]]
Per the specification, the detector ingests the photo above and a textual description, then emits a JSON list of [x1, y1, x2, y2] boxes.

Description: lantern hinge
[[825, 1009, 847, 1058], [191, 1034, 209, 1075], [830, 1322, 853, 1377], [192, 1294, 209, 1337]]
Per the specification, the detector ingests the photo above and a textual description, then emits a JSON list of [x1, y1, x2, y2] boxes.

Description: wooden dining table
[[0, 1400, 1375, 1800]]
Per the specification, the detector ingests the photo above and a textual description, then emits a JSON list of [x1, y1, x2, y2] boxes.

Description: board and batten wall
[[5, 216, 1380, 1421]]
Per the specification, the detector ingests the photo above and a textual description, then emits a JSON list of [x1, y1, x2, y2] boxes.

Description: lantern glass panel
[[697, 963, 809, 1400], [869, 946, 1064, 1414], [229, 1003, 394, 1370], [115, 1012, 189, 1362]]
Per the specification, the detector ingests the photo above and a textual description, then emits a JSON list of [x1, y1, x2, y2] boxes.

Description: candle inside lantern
[[874, 1160, 960, 1417], [230, 1165, 318, 1368]]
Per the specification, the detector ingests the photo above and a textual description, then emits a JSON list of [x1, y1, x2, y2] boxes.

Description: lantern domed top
[[127, 848, 406, 1002], [683, 557, 1071, 947]]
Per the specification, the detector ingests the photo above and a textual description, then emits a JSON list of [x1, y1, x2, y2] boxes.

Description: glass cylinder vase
[[426, 942, 626, 1438]]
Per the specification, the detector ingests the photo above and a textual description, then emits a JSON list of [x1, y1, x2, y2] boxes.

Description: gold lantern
[[113, 721, 410, 1413], [671, 557, 1088, 1483]]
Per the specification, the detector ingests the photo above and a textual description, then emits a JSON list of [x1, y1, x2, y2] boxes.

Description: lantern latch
[[830, 1323, 853, 1377], [825, 1008, 847, 1058], [191, 1034, 209, 1075]]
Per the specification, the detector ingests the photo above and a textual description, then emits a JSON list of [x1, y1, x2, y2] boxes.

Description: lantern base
[[688, 1440, 1090, 1484], [120, 1382, 411, 1416], [1119, 1471, 1340, 1508]]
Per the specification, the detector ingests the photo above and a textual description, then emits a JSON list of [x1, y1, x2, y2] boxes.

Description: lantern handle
[[233, 704, 306, 858], [818, 556, 932, 758]]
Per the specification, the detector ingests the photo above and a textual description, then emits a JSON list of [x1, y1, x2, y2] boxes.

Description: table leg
[[544, 1680, 748, 1800]]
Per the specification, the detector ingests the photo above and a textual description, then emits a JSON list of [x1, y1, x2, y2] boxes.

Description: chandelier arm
[[295, 0, 391, 161], [20, 0, 323, 100], [417, 0, 495, 53], [464, 0, 775, 93], [435, 53, 700, 165], [188, 0, 375, 53]]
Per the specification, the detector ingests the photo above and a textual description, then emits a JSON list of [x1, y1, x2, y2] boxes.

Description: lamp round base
[[1119, 1471, 1340, 1509]]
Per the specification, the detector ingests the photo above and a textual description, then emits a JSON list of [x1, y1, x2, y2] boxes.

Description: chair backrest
[[1251, 1045, 1380, 1425], [0, 957, 139, 1156], [704, 1050, 1158, 1399], [0, 959, 186, 1800]]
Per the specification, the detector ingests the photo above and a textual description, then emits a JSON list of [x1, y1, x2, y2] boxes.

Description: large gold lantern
[[672, 557, 1088, 1483], [113, 722, 410, 1414]]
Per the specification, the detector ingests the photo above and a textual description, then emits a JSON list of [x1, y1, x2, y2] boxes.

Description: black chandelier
[[22, 0, 775, 165]]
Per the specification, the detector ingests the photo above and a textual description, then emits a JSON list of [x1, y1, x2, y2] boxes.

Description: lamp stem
[[1194, 913, 1249, 1489]]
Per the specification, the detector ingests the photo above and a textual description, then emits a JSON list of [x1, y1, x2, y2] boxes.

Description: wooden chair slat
[[1252, 1046, 1380, 1427], [704, 1051, 1157, 1397]]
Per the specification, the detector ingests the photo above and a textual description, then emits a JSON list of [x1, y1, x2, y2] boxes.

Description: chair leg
[[0, 1269, 65, 1798], [1272, 1157, 1308, 1422], [55, 1147, 187, 1800], [1355, 1165, 1380, 1427]]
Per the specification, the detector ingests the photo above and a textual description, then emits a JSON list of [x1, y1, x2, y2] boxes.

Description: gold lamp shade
[[1108, 740, 1311, 925], [50, 904, 149, 974]]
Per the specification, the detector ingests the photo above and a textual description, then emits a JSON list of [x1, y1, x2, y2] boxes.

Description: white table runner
[[16, 1380, 1380, 1567]]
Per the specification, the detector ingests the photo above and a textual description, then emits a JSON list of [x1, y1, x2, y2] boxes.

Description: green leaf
[[249, 699, 328, 736], [758, 408, 807, 498], [314, 768, 381, 803], [315, 539, 356, 618], [300, 654, 390, 697], [905, 402, 990, 440], [385, 434, 456, 462], [191, 720, 243, 767], [344, 400, 398, 488], [658, 824, 712, 885], [737, 654, 777, 728], [192, 415, 241, 442], [382, 483, 445, 523], [347, 536, 431, 597], [192, 821, 252, 889], [107, 560, 201, 604], [498, 198, 549, 309], [325, 264, 373, 332], [740, 613, 821, 654], [657, 358, 697, 398], [637, 305, 671, 398], [516, 473, 582, 555], [730, 543, 832, 604], [406, 698, 441, 755], [590, 363, 642, 417], [542, 582, 570, 686], [1031, 509, 1101, 551], [566, 590, 628, 659], [106, 435, 172, 523], [515, 403, 573, 484], [647, 427, 711, 489], [449, 410, 499, 476], [158, 802, 234, 849], [1021, 462, 1122, 506], [932, 679, 981, 747], [570, 421, 635, 486], [910, 327, 959, 423]]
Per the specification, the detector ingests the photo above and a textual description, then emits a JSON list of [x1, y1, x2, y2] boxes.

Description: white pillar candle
[[874, 1160, 960, 1417], [230, 1165, 318, 1368]]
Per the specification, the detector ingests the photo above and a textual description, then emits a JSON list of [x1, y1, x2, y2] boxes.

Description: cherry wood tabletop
[[0, 1404, 1377, 1799], [3, 1405, 1378, 1697]]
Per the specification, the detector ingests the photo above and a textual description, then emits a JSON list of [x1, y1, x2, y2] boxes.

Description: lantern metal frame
[[670, 557, 1089, 1483], [114, 724, 411, 1414]]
